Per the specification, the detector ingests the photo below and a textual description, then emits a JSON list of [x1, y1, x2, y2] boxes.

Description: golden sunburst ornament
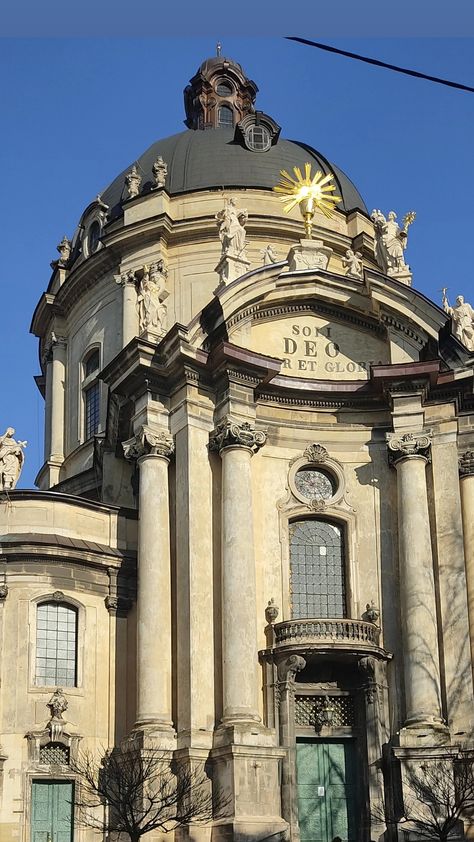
[[273, 163, 342, 239]]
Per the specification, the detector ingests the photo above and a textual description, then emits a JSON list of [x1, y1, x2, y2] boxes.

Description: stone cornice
[[122, 425, 174, 461], [459, 450, 474, 477], [387, 431, 432, 466], [209, 417, 267, 455]]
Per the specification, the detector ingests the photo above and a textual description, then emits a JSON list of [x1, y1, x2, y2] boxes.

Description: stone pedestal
[[214, 253, 251, 288], [459, 450, 474, 678], [388, 266, 412, 286], [287, 239, 333, 271], [123, 425, 175, 745], [388, 432, 446, 736], [210, 418, 266, 725]]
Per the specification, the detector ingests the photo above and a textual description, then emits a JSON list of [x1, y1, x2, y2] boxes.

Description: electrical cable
[[285, 36, 474, 93]]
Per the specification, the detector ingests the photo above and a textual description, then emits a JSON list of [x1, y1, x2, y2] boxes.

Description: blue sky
[[0, 37, 473, 487]]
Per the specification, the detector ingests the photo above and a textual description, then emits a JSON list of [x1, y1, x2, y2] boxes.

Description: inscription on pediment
[[234, 314, 389, 380]]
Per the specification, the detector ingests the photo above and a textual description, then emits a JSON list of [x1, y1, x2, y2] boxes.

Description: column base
[[126, 721, 177, 751], [214, 721, 275, 748], [398, 719, 450, 747]]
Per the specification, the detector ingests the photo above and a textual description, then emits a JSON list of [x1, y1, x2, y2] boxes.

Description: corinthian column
[[459, 450, 474, 672], [123, 425, 174, 736], [388, 432, 444, 729], [210, 418, 267, 725]]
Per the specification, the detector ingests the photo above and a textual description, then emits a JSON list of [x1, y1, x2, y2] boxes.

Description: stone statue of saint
[[125, 164, 142, 199], [442, 288, 474, 352], [342, 248, 363, 279], [137, 262, 169, 335], [215, 198, 248, 259], [152, 156, 168, 190], [371, 209, 411, 275], [0, 428, 27, 491]]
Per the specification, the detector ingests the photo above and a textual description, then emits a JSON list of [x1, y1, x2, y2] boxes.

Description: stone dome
[[100, 127, 368, 221]]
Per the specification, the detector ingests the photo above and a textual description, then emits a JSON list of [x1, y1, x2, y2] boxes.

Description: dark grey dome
[[100, 128, 368, 219]]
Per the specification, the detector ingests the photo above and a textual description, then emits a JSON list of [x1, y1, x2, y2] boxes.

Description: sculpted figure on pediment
[[371, 209, 414, 276], [216, 198, 248, 259], [442, 288, 474, 352]]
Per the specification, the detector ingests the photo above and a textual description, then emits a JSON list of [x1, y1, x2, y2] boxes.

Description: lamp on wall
[[314, 694, 335, 730]]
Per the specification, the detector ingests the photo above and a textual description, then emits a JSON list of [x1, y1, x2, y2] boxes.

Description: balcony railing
[[273, 617, 380, 650]]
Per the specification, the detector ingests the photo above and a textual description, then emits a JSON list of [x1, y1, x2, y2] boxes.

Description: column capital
[[114, 268, 136, 287], [209, 417, 267, 455], [459, 450, 474, 477], [122, 425, 174, 461], [387, 431, 432, 467]]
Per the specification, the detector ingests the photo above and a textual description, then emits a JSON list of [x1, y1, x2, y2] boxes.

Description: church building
[[1, 49, 474, 842]]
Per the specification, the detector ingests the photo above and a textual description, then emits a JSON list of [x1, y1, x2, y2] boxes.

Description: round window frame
[[86, 220, 101, 256], [244, 124, 272, 153], [288, 455, 344, 506]]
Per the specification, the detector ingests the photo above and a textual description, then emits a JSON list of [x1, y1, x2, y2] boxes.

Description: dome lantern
[[183, 49, 258, 130]]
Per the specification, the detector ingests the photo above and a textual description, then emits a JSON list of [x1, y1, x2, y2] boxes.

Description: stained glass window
[[36, 602, 77, 687], [84, 382, 100, 440], [290, 520, 346, 619]]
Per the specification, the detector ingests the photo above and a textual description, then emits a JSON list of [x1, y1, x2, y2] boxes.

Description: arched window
[[82, 347, 100, 440], [218, 104, 234, 128], [35, 602, 78, 686], [289, 519, 346, 619], [216, 81, 233, 96]]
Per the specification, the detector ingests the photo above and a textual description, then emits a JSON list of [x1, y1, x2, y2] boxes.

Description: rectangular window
[[36, 603, 77, 687], [84, 382, 100, 440]]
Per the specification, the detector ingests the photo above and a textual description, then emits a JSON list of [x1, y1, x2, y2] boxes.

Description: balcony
[[272, 617, 383, 656]]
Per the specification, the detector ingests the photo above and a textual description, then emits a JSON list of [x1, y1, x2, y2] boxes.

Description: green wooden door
[[296, 740, 358, 842], [31, 781, 74, 842]]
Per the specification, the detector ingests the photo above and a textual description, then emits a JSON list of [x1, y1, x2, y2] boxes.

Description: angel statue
[[442, 288, 474, 352], [342, 248, 363, 279], [371, 209, 415, 276], [215, 198, 248, 259], [0, 428, 27, 490]]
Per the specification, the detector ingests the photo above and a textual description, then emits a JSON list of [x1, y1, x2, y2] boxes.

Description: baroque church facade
[[1, 50, 474, 842]]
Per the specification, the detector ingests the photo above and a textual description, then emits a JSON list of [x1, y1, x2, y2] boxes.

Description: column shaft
[[136, 453, 172, 728], [50, 341, 66, 461], [221, 444, 260, 723], [43, 357, 53, 462], [122, 279, 138, 346], [460, 471, 474, 671], [395, 454, 442, 725]]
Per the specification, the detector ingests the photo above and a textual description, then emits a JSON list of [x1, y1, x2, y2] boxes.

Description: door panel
[[296, 740, 357, 842], [31, 781, 74, 842]]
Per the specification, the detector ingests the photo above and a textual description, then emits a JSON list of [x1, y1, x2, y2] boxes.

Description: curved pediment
[[192, 263, 447, 383]]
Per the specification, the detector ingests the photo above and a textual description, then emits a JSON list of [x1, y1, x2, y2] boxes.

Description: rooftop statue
[[215, 198, 248, 260], [371, 209, 415, 276], [0, 427, 27, 491], [442, 288, 474, 352], [152, 156, 168, 190], [125, 164, 142, 200]]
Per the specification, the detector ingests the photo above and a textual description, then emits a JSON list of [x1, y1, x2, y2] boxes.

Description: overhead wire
[[285, 36, 474, 93]]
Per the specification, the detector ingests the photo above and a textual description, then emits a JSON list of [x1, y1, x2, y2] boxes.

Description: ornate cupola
[[184, 45, 258, 130]]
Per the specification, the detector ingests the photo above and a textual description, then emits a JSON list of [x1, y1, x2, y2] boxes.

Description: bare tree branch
[[71, 744, 228, 842]]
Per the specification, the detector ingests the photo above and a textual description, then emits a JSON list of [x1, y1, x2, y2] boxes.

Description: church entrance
[[296, 739, 358, 842], [31, 780, 74, 842]]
